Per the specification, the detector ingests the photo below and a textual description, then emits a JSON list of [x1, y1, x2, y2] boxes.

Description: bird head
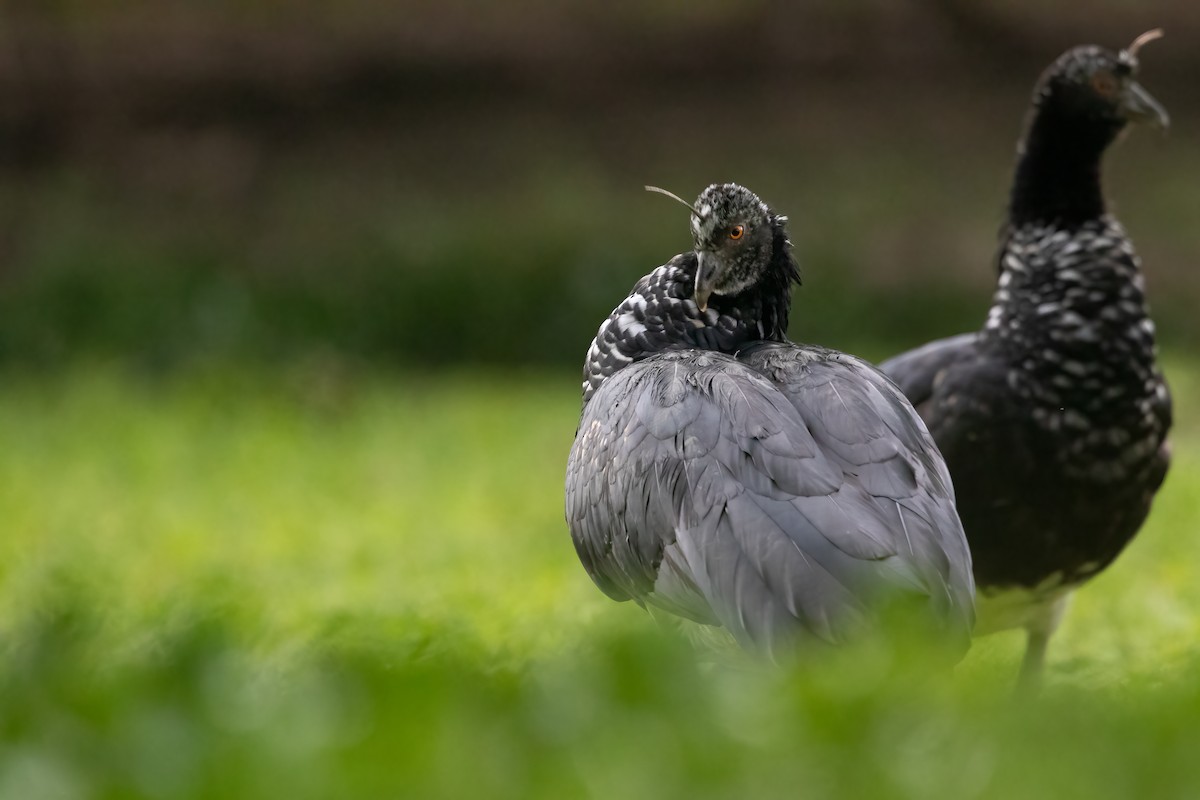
[[688, 183, 781, 312], [645, 183, 787, 312], [1032, 30, 1169, 133]]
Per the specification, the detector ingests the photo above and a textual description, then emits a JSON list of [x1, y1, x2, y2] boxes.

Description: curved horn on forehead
[[644, 185, 700, 216], [1126, 28, 1164, 59]]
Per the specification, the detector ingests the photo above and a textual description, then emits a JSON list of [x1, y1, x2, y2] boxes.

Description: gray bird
[[565, 183, 975, 657], [879, 32, 1172, 684]]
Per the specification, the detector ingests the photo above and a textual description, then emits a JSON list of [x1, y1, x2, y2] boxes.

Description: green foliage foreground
[[1, 360, 1199, 798]]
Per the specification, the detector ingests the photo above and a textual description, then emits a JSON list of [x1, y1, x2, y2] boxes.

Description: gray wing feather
[[565, 346, 975, 653], [877, 332, 980, 411], [740, 342, 976, 638]]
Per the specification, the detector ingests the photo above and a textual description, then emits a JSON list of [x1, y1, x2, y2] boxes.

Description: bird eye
[[729, 225, 745, 240], [1091, 70, 1118, 97]]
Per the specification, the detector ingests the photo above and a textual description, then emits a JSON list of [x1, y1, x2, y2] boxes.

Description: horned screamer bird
[[879, 31, 1172, 684], [565, 183, 974, 658]]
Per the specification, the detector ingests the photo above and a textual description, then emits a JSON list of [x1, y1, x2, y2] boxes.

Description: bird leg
[[1016, 593, 1071, 692], [1017, 628, 1051, 690]]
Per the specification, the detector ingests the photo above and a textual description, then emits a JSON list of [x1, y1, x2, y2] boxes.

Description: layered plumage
[[566, 183, 974, 656], [880, 34, 1172, 681]]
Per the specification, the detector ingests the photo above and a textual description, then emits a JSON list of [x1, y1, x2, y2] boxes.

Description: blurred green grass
[[1, 357, 1199, 798]]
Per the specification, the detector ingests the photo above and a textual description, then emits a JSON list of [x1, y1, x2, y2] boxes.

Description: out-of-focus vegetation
[[1, 2, 1197, 369], [3, 114, 1194, 368], [0, 359, 1198, 797]]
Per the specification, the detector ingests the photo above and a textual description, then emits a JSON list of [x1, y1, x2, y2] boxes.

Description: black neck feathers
[[1008, 103, 1123, 228], [713, 215, 800, 342]]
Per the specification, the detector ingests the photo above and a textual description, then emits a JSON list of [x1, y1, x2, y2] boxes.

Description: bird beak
[[694, 252, 716, 312], [1122, 81, 1170, 130]]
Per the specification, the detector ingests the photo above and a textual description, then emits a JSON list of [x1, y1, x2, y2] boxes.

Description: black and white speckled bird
[[879, 31, 1172, 683], [565, 183, 975, 657]]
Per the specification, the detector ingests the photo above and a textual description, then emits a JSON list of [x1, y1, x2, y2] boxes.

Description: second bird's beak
[[1122, 81, 1170, 130], [694, 252, 716, 312]]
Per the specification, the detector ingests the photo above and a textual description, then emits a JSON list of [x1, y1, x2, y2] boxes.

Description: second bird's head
[[1033, 29, 1169, 134], [648, 182, 795, 312]]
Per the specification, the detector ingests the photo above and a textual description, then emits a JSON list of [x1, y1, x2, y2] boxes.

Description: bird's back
[[881, 219, 1171, 596], [743, 342, 975, 628], [567, 343, 975, 655]]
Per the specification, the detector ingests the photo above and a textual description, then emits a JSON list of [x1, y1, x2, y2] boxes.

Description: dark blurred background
[[1, 0, 1196, 370]]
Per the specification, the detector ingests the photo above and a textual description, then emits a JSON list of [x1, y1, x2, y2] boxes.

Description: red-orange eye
[[729, 225, 744, 240], [1091, 70, 1118, 97]]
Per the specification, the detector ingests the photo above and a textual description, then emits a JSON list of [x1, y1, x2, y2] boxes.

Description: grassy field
[[1, 357, 1199, 798]]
